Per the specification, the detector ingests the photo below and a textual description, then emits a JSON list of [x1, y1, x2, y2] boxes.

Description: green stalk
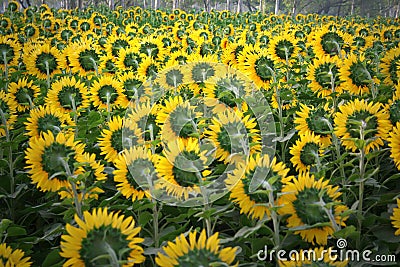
[[100, 241, 119, 267], [356, 121, 367, 249], [0, 108, 14, 221], [89, 57, 99, 76], [147, 125, 160, 248], [69, 94, 78, 138], [323, 118, 346, 200], [152, 201, 160, 248], [267, 182, 280, 248], [3, 51, 8, 87], [106, 91, 111, 123], [45, 60, 52, 90], [61, 157, 83, 220], [362, 65, 376, 100], [197, 170, 212, 238]]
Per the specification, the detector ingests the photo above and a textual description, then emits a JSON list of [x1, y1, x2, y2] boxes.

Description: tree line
[[2, 0, 400, 17]]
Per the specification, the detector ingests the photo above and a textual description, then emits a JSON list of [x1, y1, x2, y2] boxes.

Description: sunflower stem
[[152, 201, 160, 248], [106, 91, 111, 123], [332, 40, 343, 60], [149, 124, 155, 155], [89, 57, 99, 76], [100, 241, 119, 267], [357, 121, 367, 249], [196, 170, 212, 238], [275, 86, 285, 163], [312, 150, 322, 174], [61, 157, 83, 220], [323, 118, 346, 201], [0, 107, 15, 221], [284, 46, 290, 82], [25, 93, 35, 110], [267, 183, 280, 248], [321, 202, 340, 232], [70, 94, 78, 138], [2, 51, 8, 87], [45, 60, 51, 90], [362, 65, 376, 100], [328, 66, 338, 113]]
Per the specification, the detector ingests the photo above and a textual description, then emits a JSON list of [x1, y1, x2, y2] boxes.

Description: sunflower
[[91, 75, 126, 111], [155, 137, 210, 200], [24, 42, 62, 80], [238, 47, 276, 90], [155, 62, 186, 91], [98, 54, 117, 75], [278, 247, 348, 267], [334, 99, 391, 153], [167, 50, 189, 65], [0, 243, 31, 267], [0, 91, 17, 137], [391, 198, 400, 235], [25, 131, 85, 193], [60, 208, 145, 266], [156, 95, 202, 142], [311, 26, 353, 58], [183, 57, 221, 84], [78, 19, 94, 33], [57, 27, 76, 43], [113, 147, 154, 201], [25, 105, 74, 140], [294, 104, 332, 148], [0, 17, 12, 30], [119, 72, 147, 102], [339, 53, 378, 95], [46, 76, 90, 114], [226, 154, 293, 220], [156, 229, 238, 267], [105, 33, 132, 58], [290, 132, 324, 173], [57, 43, 75, 73], [280, 172, 348, 245], [98, 116, 144, 163], [267, 32, 299, 65], [380, 46, 400, 86], [7, 78, 38, 112], [137, 56, 159, 79], [202, 73, 252, 113], [23, 25, 40, 42], [0, 35, 21, 72], [126, 101, 159, 144], [386, 85, 400, 125], [205, 109, 261, 164], [388, 122, 400, 170], [307, 55, 344, 98], [116, 47, 142, 72], [69, 40, 101, 76], [138, 35, 166, 60]]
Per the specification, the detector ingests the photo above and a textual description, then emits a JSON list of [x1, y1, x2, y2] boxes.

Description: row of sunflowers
[[1, 0, 400, 266]]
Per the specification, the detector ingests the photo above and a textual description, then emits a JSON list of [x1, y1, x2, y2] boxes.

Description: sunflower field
[[1, 0, 400, 266]]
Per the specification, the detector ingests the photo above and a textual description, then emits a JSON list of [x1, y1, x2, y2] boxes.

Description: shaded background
[[1, 0, 400, 17]]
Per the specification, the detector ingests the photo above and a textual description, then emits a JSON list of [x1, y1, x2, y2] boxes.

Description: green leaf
[[138, 211, 153, 226], [42, 249, 64, 267], [373, 226, 400, 243], [333, 225, 357, 239], [7, 226, 27, 237]]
